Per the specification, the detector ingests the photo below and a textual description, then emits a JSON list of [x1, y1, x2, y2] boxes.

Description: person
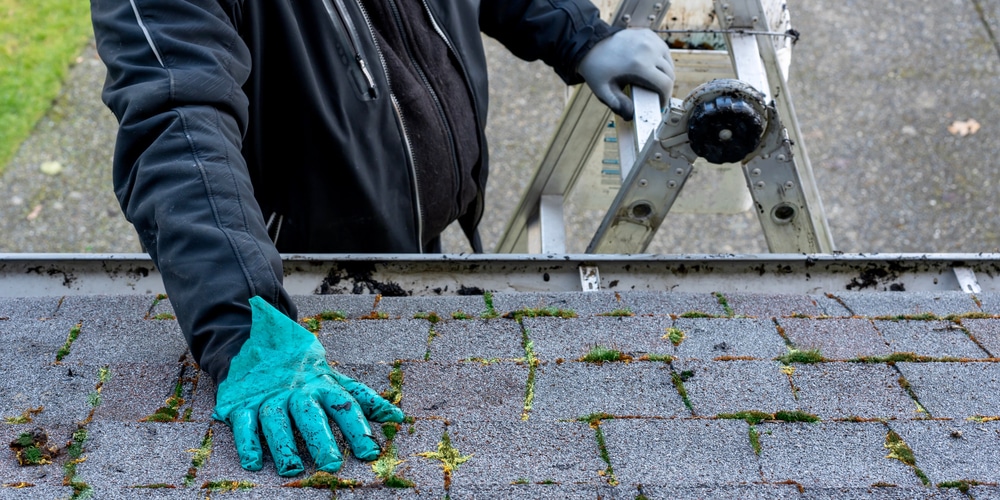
[[89, 0, 674, 476]]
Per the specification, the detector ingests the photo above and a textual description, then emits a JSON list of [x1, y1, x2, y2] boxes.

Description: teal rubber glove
[[213, 296, 405, 476], [577, 28, 675, 120]]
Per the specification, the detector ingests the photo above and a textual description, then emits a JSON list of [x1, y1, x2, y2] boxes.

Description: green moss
[[414, 311, 442, 323], [451, 310, 475, 320], [678, 311, 719, 318], [184, 428, 213, 487], [713, 292, 735, 317], [884, 429, 930, 485], [773, 410, 820, 423], [967, 415, 1000, 423], [55, 323, 82, 362], [66, 428, 87, 459], [141, 396, 185, 422], [380, 361, 404, 406], [382, 422, 399, 441], [317, 310, 346, 321], [417, 430, 471, 489], [4, 406, 43, 424], [776, 348, 824, 364], [481, 291, 500, 319], [62, 428, 89, 498], [671, 371, 694, 412], [151, 313, 176, 321], [283, 472, 360, 490], [512, 478, 529, 485], [461, 357, 501, 365], [883, 430, 915, 466], [664, 327, 685, 346], [579, 345, 630, 363], [938, 480, 984, 493], [748, 425, 762, 455], [578, 412, 615, 425], [508, 307, 577, 320], [874, 313, 940, 321], [372, 445, 414, 488], [301, 317, 321, 333], [593, 425, 617, 485], [853, 352, 926, 363], [201, 481, 254, 492], [717, 411, 773, 425], [521, 339, 538, 420], [638, 353, 675, 362]]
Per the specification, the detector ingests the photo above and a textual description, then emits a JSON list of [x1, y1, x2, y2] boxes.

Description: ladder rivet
[[653, 3, 662, 11], [653, 153, 663, 161], [639, 179, 649, 187], [675, 168, 684, 175], [785, 181, 795, 189], [622, 14, 631, 22], [751, 168, 762, 176], [648, 14, 656, 22], [752, 16, 759, 23], [777, 154, 787, 162], [755, 181, 766, 189], [668, 180, 678, 188]]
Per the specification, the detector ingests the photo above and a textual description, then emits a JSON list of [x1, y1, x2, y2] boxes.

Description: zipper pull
[[356, 55, 377, 99]]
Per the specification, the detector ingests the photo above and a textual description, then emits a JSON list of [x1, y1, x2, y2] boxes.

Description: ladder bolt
[[668, 180, 678, 188], [777, 154, 787, 162], [639, 179, 649, 187], [751, 168, 762, 177], [755, 181, 766, 189], [784, 181, 795, 189]]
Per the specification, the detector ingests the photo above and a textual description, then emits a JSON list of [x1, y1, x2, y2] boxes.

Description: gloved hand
[[577, 28, 675, 120], [213, 296, 405, 476]]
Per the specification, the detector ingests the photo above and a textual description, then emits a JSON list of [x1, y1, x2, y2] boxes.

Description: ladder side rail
[[496, 0, 672, 253], [718, 0, 836, 252]]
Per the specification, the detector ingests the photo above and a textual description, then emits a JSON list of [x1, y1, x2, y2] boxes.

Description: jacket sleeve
[[91, 0, 296, 383], [479, 0, 619, 85]]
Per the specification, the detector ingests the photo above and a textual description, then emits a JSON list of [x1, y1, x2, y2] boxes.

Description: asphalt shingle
[[2, 288, 998, 498], [756, 422, 924, 488]]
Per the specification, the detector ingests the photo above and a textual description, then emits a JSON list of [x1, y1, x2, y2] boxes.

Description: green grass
[[0, 0, 94, 173]]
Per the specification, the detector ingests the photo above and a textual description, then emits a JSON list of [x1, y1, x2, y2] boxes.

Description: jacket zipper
[[353, 0, 425, 251], [417, 0, 486, 230], [321, 0, 378, 99], [384, 0, 463, 220]]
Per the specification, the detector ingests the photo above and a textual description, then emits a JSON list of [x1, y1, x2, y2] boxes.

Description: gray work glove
[[577, 28, 675, 120]]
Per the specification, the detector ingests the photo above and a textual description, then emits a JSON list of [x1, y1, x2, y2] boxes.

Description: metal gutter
[[1, 253, 998, 297]]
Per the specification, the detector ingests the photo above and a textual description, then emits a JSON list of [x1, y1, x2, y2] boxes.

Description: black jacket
[[91, 0, 615, 382]]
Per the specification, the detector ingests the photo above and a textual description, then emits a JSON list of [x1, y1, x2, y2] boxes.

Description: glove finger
[[329, 371, 405, 423], [229, 408, 264, 471], [321, 386, 382, 461], [655, 57, 675, 81], [289, 392, 344, 473], [259, 395, 305, 477]]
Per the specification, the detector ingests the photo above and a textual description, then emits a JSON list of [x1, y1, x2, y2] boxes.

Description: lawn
[[0, 0, 93, 174]]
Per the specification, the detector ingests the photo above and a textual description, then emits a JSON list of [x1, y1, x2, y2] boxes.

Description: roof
[[2, 258, 999, 498]]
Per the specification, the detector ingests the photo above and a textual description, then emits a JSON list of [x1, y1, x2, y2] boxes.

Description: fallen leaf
[[39, 161, 63, 175], [948, 119, 981, 137], [26, 205, 42, 221]]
